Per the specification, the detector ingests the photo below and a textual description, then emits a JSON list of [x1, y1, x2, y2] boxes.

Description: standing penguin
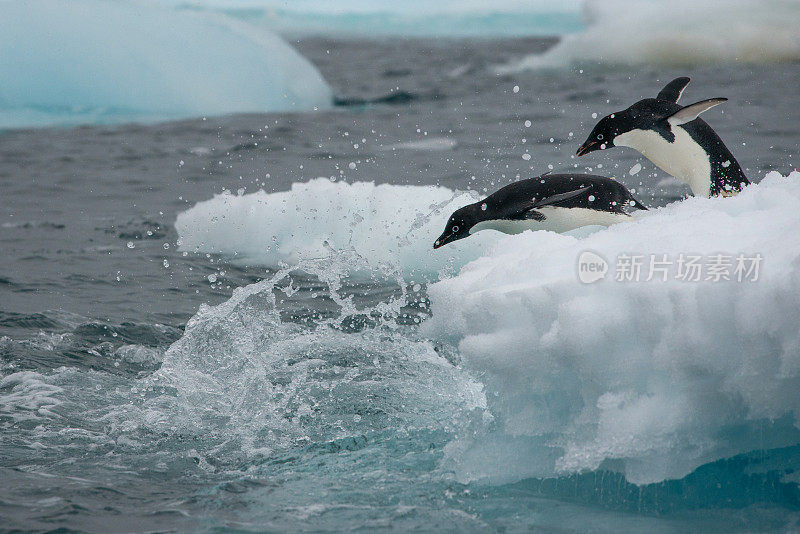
[[576, 77, 749, 197], [433, 174, 646, 249]]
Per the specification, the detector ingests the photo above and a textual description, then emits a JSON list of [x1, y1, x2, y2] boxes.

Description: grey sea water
[[2, 37, 800, 532]]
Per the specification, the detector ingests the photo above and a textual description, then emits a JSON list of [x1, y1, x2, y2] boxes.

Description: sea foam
[[423, 172, 800, 485], [498, 0, 800, 71], [175, 178, 499, 280], [0, 0, 332, 129]]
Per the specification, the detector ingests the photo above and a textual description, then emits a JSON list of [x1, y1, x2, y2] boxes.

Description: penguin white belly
[[615, 127, 712, 197], [469, 207, 630, 236]]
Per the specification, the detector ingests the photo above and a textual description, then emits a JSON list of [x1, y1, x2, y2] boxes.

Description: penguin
[[433, 174, 646, 249], [576, 77, 750, 197]]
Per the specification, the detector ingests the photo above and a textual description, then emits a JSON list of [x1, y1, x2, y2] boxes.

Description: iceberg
[[0, 0, 333, 129], [158, 0, 584, 37], [498, 0, 800, 71], [423, 172, 800, 485]]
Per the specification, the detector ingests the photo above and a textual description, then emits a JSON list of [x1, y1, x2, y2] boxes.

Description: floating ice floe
[[497, 0, 800, 71], [422, 171, 800, 485], [175, 178, 498, 279], [0, 0, 333, 129], [382, 137, 459, 152], [156, 0, 584, 37]]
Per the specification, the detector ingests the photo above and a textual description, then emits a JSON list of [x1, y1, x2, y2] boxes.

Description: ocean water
[[2, 24, 800, 534]]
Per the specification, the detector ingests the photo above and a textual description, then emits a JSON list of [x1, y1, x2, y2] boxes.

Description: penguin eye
[[452, 225, 459, 233], [597, 134, 604, 140]]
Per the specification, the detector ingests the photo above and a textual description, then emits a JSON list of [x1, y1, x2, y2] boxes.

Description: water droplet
[[126, 241, 135, 249], [207, 274, 217, 283]]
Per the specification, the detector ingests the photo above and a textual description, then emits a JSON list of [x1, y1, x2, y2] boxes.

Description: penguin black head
[[576, 77, 726, 158], [433, 204, 480, 249], [575, 114, 622, 156], [576, 101, 695, 157]]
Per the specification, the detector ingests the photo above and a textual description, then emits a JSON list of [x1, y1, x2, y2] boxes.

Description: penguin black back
[[433, 174, 646, 249], [484, 174, 646, 215]]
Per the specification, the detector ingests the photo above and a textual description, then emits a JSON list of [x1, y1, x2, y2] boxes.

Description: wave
[[143, 273, 486, 458], [0, 0, 332, 130], [498, 0, 800, 71], [423, 171, 800, 485], [175, 178, 501, 280]]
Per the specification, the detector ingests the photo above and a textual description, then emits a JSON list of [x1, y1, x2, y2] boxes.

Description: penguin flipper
[[532, 185, 593, 208], [506, 185, 591, 221], [507, 206, 546, 221], [523, 210, 546, 221], [657, 77, 691, 103], [666, 98, 727, 126]]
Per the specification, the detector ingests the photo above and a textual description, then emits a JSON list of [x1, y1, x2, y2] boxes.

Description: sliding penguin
[[576, 77, 749, 197], [433, 174, 646, 249]]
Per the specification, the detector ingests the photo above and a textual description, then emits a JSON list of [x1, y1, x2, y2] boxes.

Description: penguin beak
[[576, 140, 599, 157], [433, 232, 459, 249]]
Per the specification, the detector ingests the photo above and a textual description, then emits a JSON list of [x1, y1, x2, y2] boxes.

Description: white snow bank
[[175, 178, 499, 280], [423, 172, 800, 485], [498, 0, 800, 71], [0, 0, 332, 129]]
